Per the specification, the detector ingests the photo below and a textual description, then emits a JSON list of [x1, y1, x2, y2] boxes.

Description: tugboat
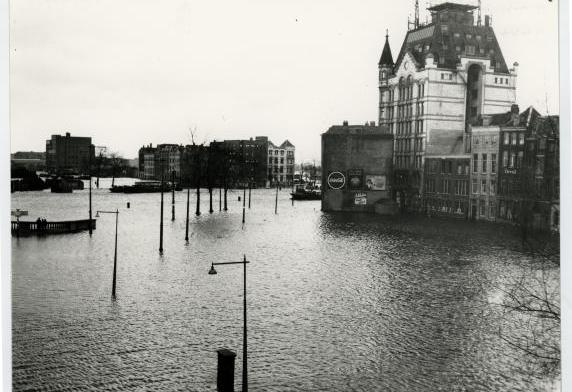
[[290, 183, 321, 201]]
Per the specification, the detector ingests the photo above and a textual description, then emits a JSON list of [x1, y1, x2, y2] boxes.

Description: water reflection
[[11, 186, 559, 391]]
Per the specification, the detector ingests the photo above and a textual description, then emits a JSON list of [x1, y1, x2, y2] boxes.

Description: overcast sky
[[9, 0, 558, 162]]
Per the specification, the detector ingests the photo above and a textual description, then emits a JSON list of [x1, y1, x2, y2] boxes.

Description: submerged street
[[11, 180, 559, 391]]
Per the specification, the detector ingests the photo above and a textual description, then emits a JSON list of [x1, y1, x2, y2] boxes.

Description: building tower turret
[[378, 30, 394, 127]]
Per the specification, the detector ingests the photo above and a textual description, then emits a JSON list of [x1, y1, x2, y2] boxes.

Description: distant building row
[[138, 137, 295, 187]]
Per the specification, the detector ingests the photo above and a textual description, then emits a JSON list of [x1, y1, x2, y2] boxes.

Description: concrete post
[[217, 348, 237, 392]]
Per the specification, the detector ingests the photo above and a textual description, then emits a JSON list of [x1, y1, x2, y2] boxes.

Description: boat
[[110, 181, 182, 193], [50, 177, 84, 193], [291, 183, 321, 201]]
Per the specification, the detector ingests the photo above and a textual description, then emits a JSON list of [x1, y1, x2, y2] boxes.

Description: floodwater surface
[[11, 180, 560, 391]]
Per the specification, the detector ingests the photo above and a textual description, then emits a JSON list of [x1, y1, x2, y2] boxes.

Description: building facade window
[[481, 179, 487, 194], [472, 179, 478, 194], [473, 154, 479, 173], [491, 154, 497, 173], [482, 154, 487, 173], [443, 179, 450, 194]]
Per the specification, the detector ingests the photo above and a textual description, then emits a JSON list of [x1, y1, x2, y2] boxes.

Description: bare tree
[[485, 237, 560, 376]]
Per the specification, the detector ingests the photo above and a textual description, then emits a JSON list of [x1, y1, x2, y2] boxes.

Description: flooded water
[[11, 179, 560, 391]]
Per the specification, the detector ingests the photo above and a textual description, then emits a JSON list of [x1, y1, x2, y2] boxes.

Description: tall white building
[[378, 2, 518, 205]]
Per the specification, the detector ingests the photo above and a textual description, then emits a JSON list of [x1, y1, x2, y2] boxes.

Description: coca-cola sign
[[327, 171, 346, 190]]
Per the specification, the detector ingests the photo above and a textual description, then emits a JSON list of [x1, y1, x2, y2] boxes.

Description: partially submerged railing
[[11, 219, 96, 236]]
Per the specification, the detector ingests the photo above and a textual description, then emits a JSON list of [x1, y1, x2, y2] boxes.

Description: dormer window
[[466, 34, 472, 39], [441, 25, 449, 32], [489, 49, 495, 54], [425, 44, 431, 51], [487, 35, 493, 42], [476, 35, 482, 40], [479, 48, 485, 55], [456, 46, 461, 52], [466, 45, 475, 55], [454, 32, 460, 38]]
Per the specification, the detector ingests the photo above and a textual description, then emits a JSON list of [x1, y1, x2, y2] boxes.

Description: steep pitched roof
[[279, 140, 295, 148], [378, 34, 394, 66], [392, 11, 509, 73]]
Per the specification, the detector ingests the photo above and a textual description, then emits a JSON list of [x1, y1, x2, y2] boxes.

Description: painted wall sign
[[365, 175, 387, 191], [354, 192, 367, 205], [327, 171, 346, 189], [347, 169, 364, 190]]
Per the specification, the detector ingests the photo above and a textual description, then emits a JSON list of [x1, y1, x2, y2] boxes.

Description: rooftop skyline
[[10, 0, 559, 161]]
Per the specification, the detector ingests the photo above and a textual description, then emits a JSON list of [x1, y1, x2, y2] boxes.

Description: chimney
[[484, 15, 490, 26], [66, 132, 70, 137], [343, 120, 349, 126], [511, 104, 520, 126]]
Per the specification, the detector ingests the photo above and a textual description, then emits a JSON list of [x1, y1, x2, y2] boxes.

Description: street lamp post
[[208, 255, 250, 392], [96, 209, 119, 298], [159, 159, 165, 254], [89, 152, 93, 236], [172, 170, 176, 221]]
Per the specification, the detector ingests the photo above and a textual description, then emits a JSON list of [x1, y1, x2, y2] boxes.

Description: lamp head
[[208, 263, 217, 275], [95, 211, 100, 217]]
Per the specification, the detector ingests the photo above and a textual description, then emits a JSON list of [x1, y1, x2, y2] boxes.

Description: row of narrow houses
[[376, 1, 559, 231], [138, 137, 295, 188]]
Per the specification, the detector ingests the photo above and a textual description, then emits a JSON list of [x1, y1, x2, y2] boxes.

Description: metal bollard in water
[[127, 202, 130, 208], [217, 348, 237, 392]]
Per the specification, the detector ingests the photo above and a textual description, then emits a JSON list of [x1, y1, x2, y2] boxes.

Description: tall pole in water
[[112, 209, 118, 298], [275, 177, 279, 214], [89, 151, 93, 236], [219, 187, 222, 211], [171, 170, 176, 221], [242, 184, 246, 225], [185, 183, 190, 242], [243, 255, 248, 392], [159, 159, 164, 254], [196, 147, 201, 216]]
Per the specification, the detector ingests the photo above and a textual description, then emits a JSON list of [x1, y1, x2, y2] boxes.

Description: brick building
[[321, 122, 395, 213], [267, 140, 295, 186], [138, 136, 295, 188], [467, 125, 500, 221], [422, 131, 470, 218], [46, 132, 95, 175]]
